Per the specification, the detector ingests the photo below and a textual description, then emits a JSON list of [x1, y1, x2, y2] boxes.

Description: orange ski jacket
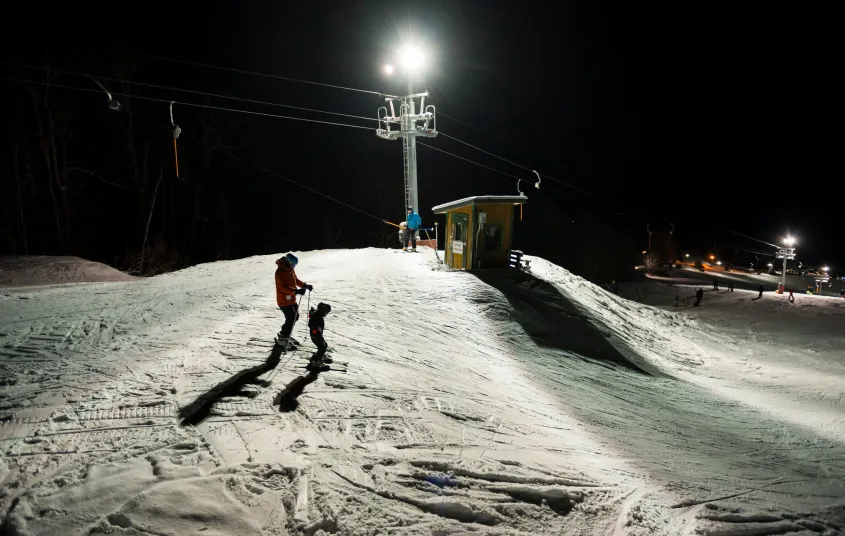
[[275, 258, 306, 307]]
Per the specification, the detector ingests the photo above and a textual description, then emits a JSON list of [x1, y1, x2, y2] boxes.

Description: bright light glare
[[709, 255, 715, 260], [822, 266, 829, 271], [685, 253, 690, 258], [383, 64, 394, 76], [716, 261, 722, 265], [784, 236, 795, 246], [768, 263, 773, 267], [398, 45, 425, 70]]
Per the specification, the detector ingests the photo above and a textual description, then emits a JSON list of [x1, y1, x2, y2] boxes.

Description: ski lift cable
[[120, 51, 393, 98], [417, 142, 595, 205], [0, 60, 380, 123], [712, 224, 779, 249], [714, 243, 776, 258], [0, 76, 374, 131], [217, 149, 387, 224], [438, 131, 610, 203]]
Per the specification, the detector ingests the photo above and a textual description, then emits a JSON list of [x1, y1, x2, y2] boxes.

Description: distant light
[[822, 266, 829, 272], [709, 255, 715, 261], [685, 253, 690, 258], [767, 263, 773, 267], [784, 236, 796, 246], [398, 44, 425, 71], [716, 261, 722, 265], [641, 250, 647, 255], [383, 64, 395, 76]]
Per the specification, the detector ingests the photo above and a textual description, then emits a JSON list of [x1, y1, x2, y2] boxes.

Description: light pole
[[776, 236, 796, 294], [377, 44, 438, 241]]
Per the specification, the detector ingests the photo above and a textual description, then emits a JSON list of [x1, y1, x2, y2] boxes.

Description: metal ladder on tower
[[402, 135, 412, 211]]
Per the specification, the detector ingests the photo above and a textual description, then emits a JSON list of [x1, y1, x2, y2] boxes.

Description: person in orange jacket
[[275, 253, 312, 346]]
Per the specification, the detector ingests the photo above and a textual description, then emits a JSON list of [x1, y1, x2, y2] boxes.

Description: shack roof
[[431, 195, 528, 214]]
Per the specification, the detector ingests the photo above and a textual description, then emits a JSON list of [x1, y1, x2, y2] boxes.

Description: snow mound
[[1, 248, 843, 535], [0, 256, 136, 288]]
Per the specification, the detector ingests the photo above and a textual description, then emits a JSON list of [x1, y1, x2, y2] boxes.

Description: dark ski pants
[[279, 304, 299, 339], [310, 331, 328, 360], [405, 229, 417, 250]]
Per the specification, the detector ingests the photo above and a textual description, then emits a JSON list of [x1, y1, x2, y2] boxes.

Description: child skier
[[307, 302, 332, 370]]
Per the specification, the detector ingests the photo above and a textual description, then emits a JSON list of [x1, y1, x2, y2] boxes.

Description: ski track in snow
[[0, 249, 843, 536]]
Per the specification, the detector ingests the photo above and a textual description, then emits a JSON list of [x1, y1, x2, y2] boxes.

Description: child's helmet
[[284, 253, 299, 267], [317, 302, 331, 315]]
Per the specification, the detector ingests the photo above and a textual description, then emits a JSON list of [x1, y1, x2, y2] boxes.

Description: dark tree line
[[0, 43, 407, 275], [1, 42, 646, 284]]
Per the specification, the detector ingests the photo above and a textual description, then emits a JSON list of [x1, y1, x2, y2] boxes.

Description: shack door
[[449, 213, 469, 270]]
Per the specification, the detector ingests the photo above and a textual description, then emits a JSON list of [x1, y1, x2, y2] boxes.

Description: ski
[[297, 354, 343, 365]]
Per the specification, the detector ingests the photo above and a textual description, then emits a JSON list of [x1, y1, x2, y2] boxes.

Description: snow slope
[[0, 249, 843, 535]]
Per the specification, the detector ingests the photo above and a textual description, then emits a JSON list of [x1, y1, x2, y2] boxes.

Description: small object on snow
[[300, 364, 347, 373]]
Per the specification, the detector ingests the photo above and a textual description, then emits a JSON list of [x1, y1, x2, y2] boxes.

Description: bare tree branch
[[63, 167, 128, 190]]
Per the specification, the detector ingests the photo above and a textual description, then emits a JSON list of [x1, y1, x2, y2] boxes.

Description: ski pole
[[303, 289, 311, 344]]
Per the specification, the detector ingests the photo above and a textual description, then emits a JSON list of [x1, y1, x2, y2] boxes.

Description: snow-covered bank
[[1, 249, 843, 535], [0, 256, 137, 288]]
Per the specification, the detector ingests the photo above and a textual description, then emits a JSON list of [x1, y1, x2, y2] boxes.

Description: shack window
[[453, 219, 464, 241], [485, 225, 502, 251]]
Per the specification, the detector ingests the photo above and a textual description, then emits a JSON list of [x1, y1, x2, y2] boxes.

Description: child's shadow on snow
[[275, 370, 320, 412]]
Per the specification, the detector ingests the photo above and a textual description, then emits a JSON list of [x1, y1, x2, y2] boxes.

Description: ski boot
[[275, 334, 299, 348], [306, 357, 324, 371], [306, 353, 331, 371]]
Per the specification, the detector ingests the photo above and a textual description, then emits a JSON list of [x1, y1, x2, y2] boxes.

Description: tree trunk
[[32, 94, 63, 249], [140, 167, 163, 275], [14, 145, 28, 255], [46, 104, 68, 246]]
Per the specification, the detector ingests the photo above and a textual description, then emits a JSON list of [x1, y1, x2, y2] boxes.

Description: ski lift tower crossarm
[[377, 90, 438, 239]]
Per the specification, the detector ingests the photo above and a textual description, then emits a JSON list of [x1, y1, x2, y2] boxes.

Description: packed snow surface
[[0, 249, 843, 535]]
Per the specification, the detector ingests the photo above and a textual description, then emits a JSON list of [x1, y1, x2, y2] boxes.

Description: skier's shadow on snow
[[474, 270, 661, 376], [179, 345, 289, 426], [274, 370, 320, 412]]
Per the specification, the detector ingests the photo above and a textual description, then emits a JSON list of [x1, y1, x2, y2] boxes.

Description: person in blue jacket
[[404, 206, 422, 252]]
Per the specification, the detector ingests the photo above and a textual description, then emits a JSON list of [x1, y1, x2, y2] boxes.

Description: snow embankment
[[1, 248, 843, 536], [0, 256, 136, 288]]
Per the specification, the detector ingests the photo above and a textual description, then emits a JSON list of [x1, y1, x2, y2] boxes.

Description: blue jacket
[[406, 212, 422, 230]]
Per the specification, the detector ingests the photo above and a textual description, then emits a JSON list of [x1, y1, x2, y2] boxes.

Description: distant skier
[[728, 281, 734, 293], [713, 279, 719, 291], [788, 288, 795, 303], [307, 302, 332, 370], [404, 206, 422, 252], [694, 288, 704, 306], [274, 253, 312, 346], [841, 289, 844, 299], [758, 284, 764, 298]]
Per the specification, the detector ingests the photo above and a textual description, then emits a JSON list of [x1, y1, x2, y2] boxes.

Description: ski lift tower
[[776, 236, 796, 294], [816, 266, 830, 295], [377, 46, 438, 241]]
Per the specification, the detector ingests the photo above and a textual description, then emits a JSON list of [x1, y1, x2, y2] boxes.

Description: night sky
[[2, 1, 839, 276]]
